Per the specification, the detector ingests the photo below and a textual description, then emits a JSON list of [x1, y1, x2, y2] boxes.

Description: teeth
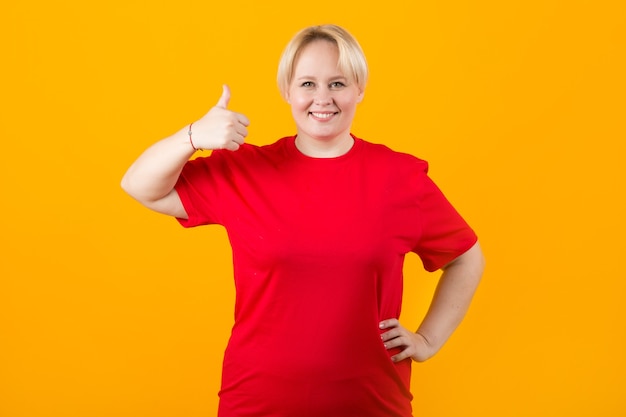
[[311, 112, 334, 119]]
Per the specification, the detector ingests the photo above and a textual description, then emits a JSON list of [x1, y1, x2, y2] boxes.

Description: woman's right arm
[[120, 85, 249, 218]]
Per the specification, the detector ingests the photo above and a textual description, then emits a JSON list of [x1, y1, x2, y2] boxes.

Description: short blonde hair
[[277, 24, 368, 98]]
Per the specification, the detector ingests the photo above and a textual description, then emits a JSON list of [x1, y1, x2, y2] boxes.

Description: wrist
[[187, 122, 203, 152], [412, 331, 438, 362]]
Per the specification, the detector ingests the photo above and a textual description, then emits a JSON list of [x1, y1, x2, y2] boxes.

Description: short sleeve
[[412, 167, 478, 272], [174, 151, 227, 228]]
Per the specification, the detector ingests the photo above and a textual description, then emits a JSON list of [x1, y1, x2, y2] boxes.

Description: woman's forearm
[[416, 241, 485, 358], [121, 126, 195, 204]]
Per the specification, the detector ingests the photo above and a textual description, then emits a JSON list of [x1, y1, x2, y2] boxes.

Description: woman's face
[[286, 40, 363, 147]]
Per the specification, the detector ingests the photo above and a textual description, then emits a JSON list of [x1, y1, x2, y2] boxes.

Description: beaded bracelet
[[188, 123, 200, 151]]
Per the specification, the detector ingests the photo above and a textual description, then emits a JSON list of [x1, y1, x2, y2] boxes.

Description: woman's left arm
[[380, 241, 485, 362]]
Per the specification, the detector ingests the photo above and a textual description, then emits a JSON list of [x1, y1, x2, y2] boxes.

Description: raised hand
[[191, 85, 250, 151]]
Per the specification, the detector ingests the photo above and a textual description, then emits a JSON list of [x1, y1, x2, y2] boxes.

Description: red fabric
[[175, 136, 477, 417]]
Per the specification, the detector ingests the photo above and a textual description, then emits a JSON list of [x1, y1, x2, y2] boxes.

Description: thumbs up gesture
[[191, 85, 250, 151]]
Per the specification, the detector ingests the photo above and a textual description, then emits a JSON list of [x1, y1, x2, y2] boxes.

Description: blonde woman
[[122, 24, 484, 417]]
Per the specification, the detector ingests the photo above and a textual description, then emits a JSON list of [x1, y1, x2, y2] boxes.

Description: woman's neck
[[294, 133, 354, 158]]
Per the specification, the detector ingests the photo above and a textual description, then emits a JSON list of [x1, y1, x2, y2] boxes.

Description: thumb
[[215, 84, 230, 109]]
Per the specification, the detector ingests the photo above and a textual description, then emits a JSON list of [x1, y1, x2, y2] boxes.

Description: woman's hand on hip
[[379, 318, 436, 363]]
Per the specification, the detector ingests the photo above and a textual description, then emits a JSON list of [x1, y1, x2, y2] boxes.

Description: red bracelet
[[188, 123, 199, 151]]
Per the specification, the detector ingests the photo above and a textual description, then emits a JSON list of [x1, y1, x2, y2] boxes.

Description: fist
[[191, 85, 250, 151]]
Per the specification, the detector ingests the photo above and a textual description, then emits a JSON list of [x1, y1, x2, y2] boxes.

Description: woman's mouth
[[309, 111, 337, 121]]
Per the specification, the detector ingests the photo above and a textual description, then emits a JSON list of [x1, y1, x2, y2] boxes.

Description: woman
[[122, 24, 484, 417]]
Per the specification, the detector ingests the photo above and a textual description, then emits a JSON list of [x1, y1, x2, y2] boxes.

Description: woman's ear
[[357, 89, 365, 103]]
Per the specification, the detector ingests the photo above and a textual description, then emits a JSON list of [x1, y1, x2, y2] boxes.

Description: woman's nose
[[314, 89, 333, 105]]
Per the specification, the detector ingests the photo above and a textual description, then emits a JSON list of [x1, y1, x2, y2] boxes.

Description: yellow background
[[1, 0, 624, 416]]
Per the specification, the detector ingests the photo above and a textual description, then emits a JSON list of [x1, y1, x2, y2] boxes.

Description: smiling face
[[286, 40, 364, 154]]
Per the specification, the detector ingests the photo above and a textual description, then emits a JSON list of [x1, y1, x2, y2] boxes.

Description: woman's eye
[[330, 82, 345, 88], [301, 81, 314, 87]]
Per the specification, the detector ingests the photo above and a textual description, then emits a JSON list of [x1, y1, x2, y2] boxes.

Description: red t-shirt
[[175, 135, 477, 417]]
